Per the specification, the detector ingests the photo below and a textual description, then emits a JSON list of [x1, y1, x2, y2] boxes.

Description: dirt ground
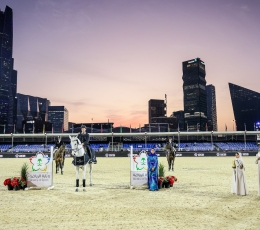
[[0, 156, 260, 230]]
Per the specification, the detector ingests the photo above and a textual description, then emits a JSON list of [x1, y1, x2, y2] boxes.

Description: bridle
[[71, 138, 84, 156]]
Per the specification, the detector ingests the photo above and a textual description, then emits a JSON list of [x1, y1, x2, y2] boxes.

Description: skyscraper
[[229, 83, 260, 131], [148, 99, 166, 124], [182, 58, 207, 131], [206, 84, 217, 131], [48, 106, 69, 133], [16, 93, 50, 132], [0, 6, 17, 133]]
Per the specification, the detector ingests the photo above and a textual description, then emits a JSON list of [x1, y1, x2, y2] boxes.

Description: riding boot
[[87, 146, 92, 163], [76, 179, 79, 187], [83, 179, 86, 187]]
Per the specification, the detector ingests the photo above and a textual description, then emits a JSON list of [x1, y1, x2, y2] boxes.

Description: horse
[[69, 135, 94, 192], [164, 142, 176, 171], [54, 144, 66, 175]]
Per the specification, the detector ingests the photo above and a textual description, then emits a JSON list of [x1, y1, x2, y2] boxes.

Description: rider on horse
[[166, 137, 175, 149], [55, 136, 64, 148], [54, 136, 65, 173], [54, 136, 65, 156], [164, 137, 176, 171], [77, 125, 96, 163]]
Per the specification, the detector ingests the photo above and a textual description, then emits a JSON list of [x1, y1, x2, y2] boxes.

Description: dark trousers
[[84, 145, 92, 160]]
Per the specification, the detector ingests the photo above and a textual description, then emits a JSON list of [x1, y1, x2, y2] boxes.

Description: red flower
[[3, 178, 11, 186], [169, 178, 175, 185], [158, 177, 164, 184], [10, 178, 20, 187]]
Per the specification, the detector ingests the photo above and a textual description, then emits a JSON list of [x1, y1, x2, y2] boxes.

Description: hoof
[[75, 188, 78, 192], [83, 188, 86, 192], [90, 183, 93, 186]]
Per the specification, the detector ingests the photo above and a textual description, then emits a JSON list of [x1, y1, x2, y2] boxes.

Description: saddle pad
[[74, 156, 85, 166]]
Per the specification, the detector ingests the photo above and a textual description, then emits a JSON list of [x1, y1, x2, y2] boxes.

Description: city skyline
[[1, 0, 260, 130]]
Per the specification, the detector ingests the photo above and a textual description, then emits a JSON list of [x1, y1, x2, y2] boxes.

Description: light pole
[[232, 119, 236, 131], [211, 131, 213, 150], [232, 119, 236, 140]]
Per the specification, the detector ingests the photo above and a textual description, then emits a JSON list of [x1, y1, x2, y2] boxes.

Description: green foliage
[[158, 162, 165, 177], [21, 162, 29, 181]]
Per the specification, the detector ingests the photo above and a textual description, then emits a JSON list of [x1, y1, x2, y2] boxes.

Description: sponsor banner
[[105, 153, 116, 157], [130, 150, 148, 186], [28, 172, 52, 187], [0, 151, 257, 158], [131, 171, 148, 186], [27, 150, 53, 188]]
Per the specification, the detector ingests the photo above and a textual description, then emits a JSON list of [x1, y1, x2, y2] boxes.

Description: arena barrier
[[0, 151, 257, 158]]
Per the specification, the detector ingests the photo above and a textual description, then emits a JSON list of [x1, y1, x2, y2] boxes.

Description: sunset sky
[[1, 0, 260, 130]]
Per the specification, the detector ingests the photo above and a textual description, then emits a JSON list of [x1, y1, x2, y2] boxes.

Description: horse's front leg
[[60, 161, 63, 175], [82, 165, 87, 192], [168, 159, 171, 171], [172, 157, 175, 171], [55, 162, 57, 174], [75, 166, 79, 192], [89, 163, 93, 186]]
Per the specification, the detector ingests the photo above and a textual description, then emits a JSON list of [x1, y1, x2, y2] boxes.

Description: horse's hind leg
[[82, 165, 87, 192], [89, 163, 93, 186], [56, 162, 58, 174], [60, 161, 63, 175], [75, 167, 79, 192], [168, 159, 171, 171]]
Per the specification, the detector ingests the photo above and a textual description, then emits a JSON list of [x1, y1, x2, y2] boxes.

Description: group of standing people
[[147, 139, 260, 195]]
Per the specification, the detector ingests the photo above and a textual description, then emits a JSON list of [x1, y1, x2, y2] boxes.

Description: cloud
[[240, 5, 250, 12]]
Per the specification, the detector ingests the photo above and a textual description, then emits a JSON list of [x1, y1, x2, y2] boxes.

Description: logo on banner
[[15, 154, 26, 158], [29, 152, 50, 172], [133, 150, 148, 171]]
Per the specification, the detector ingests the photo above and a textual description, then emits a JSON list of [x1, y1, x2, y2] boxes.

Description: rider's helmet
[[81, 125, 86, 129]]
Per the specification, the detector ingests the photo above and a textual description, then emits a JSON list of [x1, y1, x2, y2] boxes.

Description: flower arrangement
[[2, 162, 29, 191]]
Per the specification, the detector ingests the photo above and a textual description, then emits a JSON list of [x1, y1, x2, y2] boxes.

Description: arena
[[1, 156, 260, 229]]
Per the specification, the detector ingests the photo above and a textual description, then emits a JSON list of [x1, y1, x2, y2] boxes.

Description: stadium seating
[[11, 144, 53, 153], [3, 141, 258, 153], [0, 144, 12, 152], [176, 142, 215, 151], [215, 142, 258, 151]]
